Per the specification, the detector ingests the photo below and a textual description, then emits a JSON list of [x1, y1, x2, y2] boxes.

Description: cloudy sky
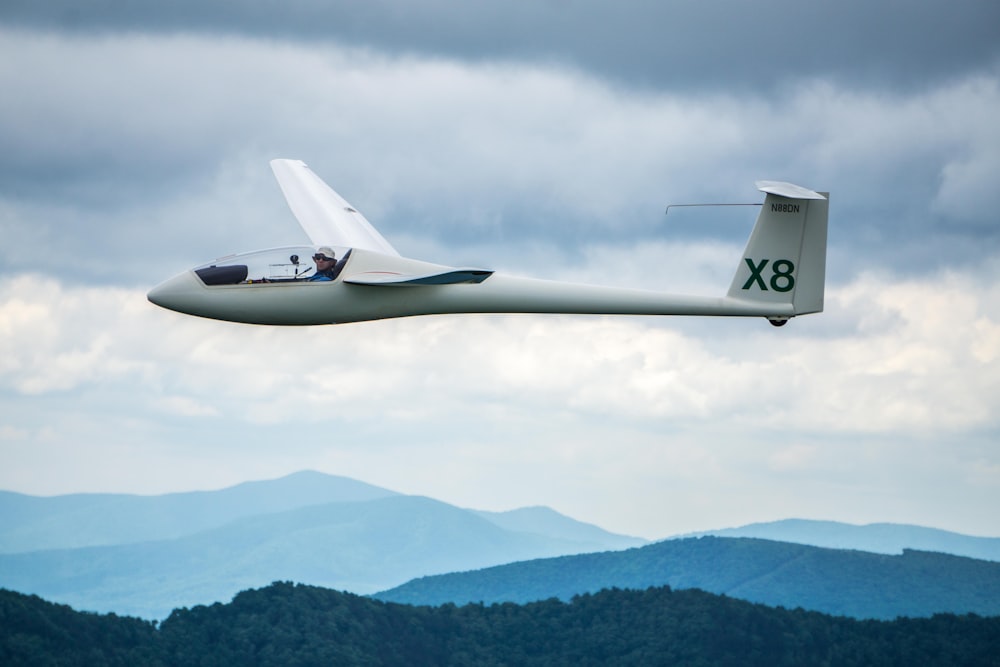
[[1, 1, 998, 540]]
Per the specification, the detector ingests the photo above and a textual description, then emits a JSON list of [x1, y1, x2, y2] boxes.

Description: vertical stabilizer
[[727, 182, 829, 318]]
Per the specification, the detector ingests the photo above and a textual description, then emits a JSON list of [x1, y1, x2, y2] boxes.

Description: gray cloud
[[2, 0, 998, 93], [0, 28, 997, 288]]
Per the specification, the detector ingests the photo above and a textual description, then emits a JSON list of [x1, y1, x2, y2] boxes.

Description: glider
[[148, 159, 828, 327]]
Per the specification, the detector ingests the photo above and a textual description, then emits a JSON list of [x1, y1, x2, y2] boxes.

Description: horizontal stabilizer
[[345, 269, 494, 286], [755, 181, 827, 200]]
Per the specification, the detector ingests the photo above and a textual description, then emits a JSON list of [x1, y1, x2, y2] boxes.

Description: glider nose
[[147, 270, 202, 315]]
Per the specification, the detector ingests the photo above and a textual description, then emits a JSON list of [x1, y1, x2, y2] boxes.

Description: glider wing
[[270, 159, 400, 256]]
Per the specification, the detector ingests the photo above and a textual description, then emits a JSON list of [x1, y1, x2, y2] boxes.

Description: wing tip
[[270, 158, 307, 171]]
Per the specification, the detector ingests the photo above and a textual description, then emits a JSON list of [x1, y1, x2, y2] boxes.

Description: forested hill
[[2, 584, 998, 666], [375, 536, 1000, 620]]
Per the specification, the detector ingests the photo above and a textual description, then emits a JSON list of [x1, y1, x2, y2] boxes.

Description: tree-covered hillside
[[376, 536, 1000, 619], [2, 583, 999, 666]]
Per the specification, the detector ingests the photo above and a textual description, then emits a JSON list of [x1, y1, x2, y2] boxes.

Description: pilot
[[308, 248, 338, 281]]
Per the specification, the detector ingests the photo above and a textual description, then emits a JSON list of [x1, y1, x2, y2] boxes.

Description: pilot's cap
[[313, 247, 336, 261]]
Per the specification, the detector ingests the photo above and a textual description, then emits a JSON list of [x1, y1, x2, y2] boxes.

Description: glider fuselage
[[148, 248, 793, 326]]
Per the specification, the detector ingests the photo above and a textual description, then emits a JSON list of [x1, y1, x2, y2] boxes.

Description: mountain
[[472, 506, 636, 546], [0, 473, 643, 619], [9, 471, 996, 623], [0, 471, 398, 553], [375, 536, 1000, 620], [680, 518, 1000, 562], [4, 583, 1000, 666]]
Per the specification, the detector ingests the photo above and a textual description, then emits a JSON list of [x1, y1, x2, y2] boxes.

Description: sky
[[1, 0, 999, 540]]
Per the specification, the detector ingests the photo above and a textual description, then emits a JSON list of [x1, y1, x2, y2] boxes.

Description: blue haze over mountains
[[683, 519, 1000, 563], [0, 472, 644, 618], [0, 472, 398, 552], [1, 471, 998, 620]]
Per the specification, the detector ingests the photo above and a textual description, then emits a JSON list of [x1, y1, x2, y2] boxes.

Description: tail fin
[[727, 181, 829, 320]]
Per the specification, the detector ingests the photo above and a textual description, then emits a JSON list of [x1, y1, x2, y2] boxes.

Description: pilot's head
[[313, 248, 336, 268]]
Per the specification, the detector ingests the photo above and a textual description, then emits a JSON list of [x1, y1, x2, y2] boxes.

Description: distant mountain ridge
[[375, 536, 1000, 620], [472, 506, 631, 545], [4, 471, 998, 621], [680, 518, 1000, 562], [0, 472, 644, 619], [0, 471, 398, 553]]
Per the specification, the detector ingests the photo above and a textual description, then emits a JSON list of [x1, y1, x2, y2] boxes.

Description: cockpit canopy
[[194, 246, 351, 285]]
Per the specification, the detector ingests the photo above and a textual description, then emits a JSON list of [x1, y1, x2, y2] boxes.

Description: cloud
[[0, 276, 154, 394], [771, 268, 1000, 434], [3, 260, 998, 453], [3, 0, 998, 92], [929, 76, 1000, 225], [1, 27, 998, 291]]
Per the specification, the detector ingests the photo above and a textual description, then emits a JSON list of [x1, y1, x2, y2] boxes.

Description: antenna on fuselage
[[664, 202, 762, 217]]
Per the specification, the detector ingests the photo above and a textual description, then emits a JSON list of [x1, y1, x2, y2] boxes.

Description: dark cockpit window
[[195, 265, 249, 285]]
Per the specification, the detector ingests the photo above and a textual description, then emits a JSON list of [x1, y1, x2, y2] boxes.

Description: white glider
[[148, 159, 829, 327]]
